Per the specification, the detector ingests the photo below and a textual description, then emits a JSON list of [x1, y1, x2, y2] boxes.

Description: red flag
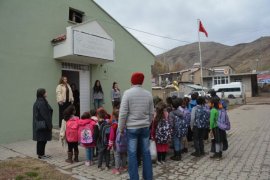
[[199, 20, 208, 37]]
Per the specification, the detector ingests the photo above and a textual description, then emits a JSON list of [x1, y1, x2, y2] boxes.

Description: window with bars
[[62, 62, 89, 71]]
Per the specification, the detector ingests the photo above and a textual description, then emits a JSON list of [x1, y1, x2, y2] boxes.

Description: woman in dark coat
[[33, 88, 53, 159]]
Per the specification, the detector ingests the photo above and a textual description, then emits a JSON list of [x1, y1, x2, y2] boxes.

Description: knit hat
[[131, 72, 144, 85]]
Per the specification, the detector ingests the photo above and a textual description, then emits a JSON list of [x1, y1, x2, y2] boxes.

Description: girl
[[210, 99, 225, 159], [108, 110, 127, 175], [92, 80, 104, 110], [56, 76, 74, 128], [97, 109, 111, 170], [111, 82, 121, 107], [179, 99, 190, 153], [169, 98, 184, 161], [151, 101, 170, 164], [78, 112, 99, 166], [61, 105, 79, 163]]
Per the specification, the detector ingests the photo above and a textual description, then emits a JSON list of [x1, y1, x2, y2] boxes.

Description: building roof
[[203, 72, 257, 78], [92, 0, 155, 58]]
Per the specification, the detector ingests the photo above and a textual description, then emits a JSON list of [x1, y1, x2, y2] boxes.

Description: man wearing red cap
[[119, 72, 154, 180]]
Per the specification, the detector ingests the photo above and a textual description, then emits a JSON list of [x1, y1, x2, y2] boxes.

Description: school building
[[0, 0, 154, 143]]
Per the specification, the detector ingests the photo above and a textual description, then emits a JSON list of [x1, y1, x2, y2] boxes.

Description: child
[[90, 109, 98, 122], [97, 109, 111, 170], [179, 98, 190, 153], [190, 97, 209, 157], [210, 99, 223, 159], [62, 105, 79, 163], [169, 98, 187, 161], [108, 109, 127, 174], [151, 101, 170, 164], [78, 112, 99, 166]]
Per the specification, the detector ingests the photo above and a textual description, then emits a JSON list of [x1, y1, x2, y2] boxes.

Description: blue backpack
[[174, 114, 188, 138], [183, 108, 191, 126], [155, 119, 171, 144], [115, 128, 128, 153], [195, 106, 210, 128], [218, 109, 231, 131]]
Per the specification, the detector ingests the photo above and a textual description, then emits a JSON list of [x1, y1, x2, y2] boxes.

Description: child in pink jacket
[[78, 112, 99, 166]]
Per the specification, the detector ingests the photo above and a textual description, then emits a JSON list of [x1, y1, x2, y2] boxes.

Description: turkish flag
[[199, 20, 208, 37]]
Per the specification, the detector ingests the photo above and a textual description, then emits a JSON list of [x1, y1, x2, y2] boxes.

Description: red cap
[[131, 72, 144, 85]]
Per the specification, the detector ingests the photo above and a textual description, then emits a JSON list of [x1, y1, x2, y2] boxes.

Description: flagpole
[[198, 19, 204, 91]]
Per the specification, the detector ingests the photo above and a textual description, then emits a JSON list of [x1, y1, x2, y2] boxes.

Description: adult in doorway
[[119, 72, 154, 180], [92, 80, 104, 110], [56, 76, 74, 128], [111, 82, 121, 107], [33, 88, 53, 159]]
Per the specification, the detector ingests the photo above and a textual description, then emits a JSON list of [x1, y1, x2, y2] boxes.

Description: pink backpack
[[80, 121, 95, 145], [66, 116, 79, 142]]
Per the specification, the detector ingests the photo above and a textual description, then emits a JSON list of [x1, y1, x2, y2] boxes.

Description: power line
[[124, 26, 191, 43]]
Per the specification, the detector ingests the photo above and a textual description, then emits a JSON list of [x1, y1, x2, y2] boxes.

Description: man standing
[[118, 72, 154, 180]]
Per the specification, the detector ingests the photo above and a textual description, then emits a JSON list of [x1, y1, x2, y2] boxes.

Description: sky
[[94, 0, 270, 55]]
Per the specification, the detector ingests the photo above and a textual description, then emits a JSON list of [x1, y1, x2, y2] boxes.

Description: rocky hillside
[[152, 36, 270, 76]]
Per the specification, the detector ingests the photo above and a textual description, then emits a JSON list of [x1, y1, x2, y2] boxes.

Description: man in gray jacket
[[119, 72, 154, 180]]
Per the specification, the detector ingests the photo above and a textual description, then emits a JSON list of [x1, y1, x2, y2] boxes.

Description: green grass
[[25, 171, 39, 177], [15, 175, 24, 180]]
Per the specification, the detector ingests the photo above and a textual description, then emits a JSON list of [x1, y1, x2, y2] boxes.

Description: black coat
[[33, 98, 53, 141]]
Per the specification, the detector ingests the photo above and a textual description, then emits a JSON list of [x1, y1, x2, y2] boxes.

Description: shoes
[[191, 152, 201, 157], [105, 166, 110, 171], [181, 148, 188, 153], [85, 161, 90, 166], [112, 168, 120, 175], [210, 152, 222, 159], [97, 167, 103, 171], [119, 167, 128, 172], [38, 155, 51, 159], [156, 161, 162, 165]]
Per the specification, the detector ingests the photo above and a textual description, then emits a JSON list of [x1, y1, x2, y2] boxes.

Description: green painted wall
[[0, 0, 154, 144]]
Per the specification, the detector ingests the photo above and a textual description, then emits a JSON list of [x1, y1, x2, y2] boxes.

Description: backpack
[[115, 128, 128, 153], [155, 119, 171, 144], [100, 121, 111, 147], [66, 117, 79, 142], [217, 109, 231, 131], [174, 114, 188, 138], [195, 106, 210, 128], [183, 108, 191, 126], [80, 123, 94, 145]]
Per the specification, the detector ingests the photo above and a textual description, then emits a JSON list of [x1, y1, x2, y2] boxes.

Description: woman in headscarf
[[33, 88, 53, 159]]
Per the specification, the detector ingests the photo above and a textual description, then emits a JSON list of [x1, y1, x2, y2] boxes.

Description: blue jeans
[[85, 147, 93, 161], [94, 99, 103, 110], [127, 127, 153, 180], [173, 135, 182, 152]]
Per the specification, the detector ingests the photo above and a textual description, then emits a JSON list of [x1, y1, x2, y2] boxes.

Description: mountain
[[152, 36, 270, 77]]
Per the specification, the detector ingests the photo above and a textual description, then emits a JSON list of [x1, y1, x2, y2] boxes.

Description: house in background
[[0, 0, 154, 144], [157, 63, 213, 86], [203, 65, 258, 97]]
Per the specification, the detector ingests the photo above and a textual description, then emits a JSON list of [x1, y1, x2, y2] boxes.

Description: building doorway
[[61, 62, 91, 117]]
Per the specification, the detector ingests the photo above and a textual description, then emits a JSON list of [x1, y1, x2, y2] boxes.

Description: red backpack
[[66, 116, 79, 142]]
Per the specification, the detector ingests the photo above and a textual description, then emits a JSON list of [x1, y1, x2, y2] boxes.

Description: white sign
[[73, 30, 114, 61]]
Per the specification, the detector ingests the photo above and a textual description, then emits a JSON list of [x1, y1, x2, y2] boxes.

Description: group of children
[[59, 91, 229, 175], [151, 92, 229, 164], [59, 104, 127, 175]]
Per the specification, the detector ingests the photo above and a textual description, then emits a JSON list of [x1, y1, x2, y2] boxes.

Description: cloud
[[94, 0, 270, 54]]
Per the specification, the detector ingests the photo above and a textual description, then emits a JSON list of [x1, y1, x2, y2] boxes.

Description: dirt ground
[[246, 92, 270, 105], [0, 157, 75, 180]]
